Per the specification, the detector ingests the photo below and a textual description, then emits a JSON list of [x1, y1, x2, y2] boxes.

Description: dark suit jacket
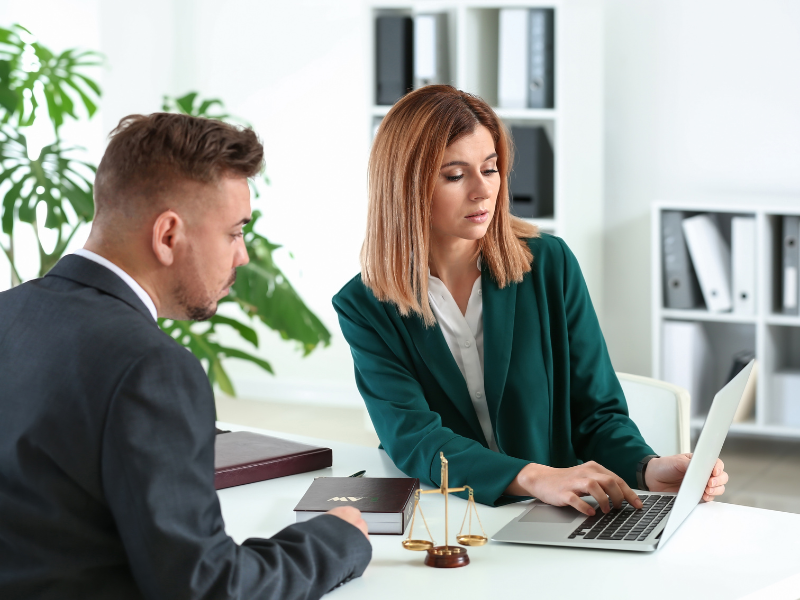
[[333, 234, 655, 506], [0, 255, 371, 600]]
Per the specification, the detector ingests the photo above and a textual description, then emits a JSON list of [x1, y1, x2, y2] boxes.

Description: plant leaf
[[208, 314, 259, 347]]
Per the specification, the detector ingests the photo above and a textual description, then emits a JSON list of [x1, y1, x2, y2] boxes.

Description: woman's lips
[[465, 210, 489, 224]]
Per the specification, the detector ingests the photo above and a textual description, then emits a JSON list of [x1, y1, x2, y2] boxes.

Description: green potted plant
[[0, 25, 330, 395]]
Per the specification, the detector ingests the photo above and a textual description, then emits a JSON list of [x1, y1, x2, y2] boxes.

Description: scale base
[[424, 546, 470, 568]]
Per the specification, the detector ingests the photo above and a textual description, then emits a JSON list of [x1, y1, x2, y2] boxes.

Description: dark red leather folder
[[214, 431, 332, 490]]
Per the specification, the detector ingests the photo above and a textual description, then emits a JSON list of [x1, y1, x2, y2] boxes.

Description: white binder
[[498, 9, 529, 109], [662, 320, 712, 417], [774, 369, 800, 428], [414, 14, 448, 87], [682, 214, 733, 313], [731, 216, 756, 315]]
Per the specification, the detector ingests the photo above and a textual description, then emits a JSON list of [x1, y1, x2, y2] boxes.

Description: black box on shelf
[[508, 126, 554, 219], [376, 15, 413, 106]]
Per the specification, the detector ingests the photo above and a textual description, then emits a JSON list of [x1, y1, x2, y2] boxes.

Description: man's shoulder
[[0, 273, 189, 372]]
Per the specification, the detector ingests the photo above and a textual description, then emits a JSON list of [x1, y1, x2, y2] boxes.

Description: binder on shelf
[[662, 320, 712, 417], [376, 15, 413, 106], [781, 215, 800, 316], [508, 126, 554, 218], [413, 14, 448, 88], [731, 216, 757, 315], [682, 214, 733, 313], [728, 350, 756, 422], [498, 8, 529, 109], [773, 369, 800, 428], [528, 9, 555, 109], [661, 211, 704, 310]]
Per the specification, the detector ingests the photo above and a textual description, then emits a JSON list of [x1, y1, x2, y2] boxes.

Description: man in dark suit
[[0, 113, 371, 599]]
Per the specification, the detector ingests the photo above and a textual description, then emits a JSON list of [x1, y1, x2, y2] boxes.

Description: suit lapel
[[404, 315, 486, 442], [481, 266, 516, 428]]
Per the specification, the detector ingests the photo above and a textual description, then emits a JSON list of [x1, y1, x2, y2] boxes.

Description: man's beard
[[175, 269, 237, 322]]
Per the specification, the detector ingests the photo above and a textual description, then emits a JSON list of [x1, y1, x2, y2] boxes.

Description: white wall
[[176, 0, 372, 404], [602, 0, 800, 376], [6, 0, 800, 396]]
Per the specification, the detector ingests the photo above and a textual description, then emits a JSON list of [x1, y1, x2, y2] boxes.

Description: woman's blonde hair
[[361, 85, 539, 325]]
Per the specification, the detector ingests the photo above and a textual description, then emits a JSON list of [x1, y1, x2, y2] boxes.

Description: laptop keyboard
[[568, 494, 674, 542]]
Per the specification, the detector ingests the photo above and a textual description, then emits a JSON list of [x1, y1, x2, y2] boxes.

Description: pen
[[348, 470, 366, 478]]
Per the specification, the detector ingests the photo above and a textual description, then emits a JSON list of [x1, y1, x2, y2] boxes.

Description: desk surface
[[216, 423, 800, 600]]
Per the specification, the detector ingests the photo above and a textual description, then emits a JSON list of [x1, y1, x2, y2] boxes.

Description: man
[[0, 113, 371, 599]]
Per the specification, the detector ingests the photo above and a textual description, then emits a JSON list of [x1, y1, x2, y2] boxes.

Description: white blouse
[[427, 271, 498, 452]]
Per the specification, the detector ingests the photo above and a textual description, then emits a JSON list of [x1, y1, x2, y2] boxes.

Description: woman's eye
[[483, 168, 499, 175], [445, 174, 463, 182]]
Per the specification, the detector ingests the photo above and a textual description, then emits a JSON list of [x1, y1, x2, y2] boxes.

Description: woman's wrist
[[504, 463, 549, 496], [642, 456, 664, 491]]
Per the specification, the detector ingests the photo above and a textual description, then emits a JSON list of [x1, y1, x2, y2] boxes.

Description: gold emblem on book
[[402, 452, 487, 568], [328, 497, 365, 502]]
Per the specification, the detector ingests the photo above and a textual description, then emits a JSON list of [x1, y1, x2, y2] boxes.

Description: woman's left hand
[[644, 454, 728, 502]]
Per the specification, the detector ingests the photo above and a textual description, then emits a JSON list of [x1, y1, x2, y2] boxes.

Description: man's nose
[[236, 240, 250, 267]]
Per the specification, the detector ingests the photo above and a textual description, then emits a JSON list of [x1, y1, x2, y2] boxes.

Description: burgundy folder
[[214, 431, 332, 490]]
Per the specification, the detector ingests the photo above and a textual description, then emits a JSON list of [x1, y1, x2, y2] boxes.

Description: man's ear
[[152, 210, 184, 267]]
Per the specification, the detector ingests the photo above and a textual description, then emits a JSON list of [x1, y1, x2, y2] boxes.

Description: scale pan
[[402, 539, 434, 551], [456, 534, 488, 547]]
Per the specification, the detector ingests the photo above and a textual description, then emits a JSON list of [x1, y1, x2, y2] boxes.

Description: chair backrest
[[617, 372, 691, 456]]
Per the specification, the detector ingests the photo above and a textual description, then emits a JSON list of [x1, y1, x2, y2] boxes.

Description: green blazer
[[333, 234, 654, 506]]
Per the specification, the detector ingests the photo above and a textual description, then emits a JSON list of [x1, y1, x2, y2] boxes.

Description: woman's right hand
[[505, 462, 643, 516]]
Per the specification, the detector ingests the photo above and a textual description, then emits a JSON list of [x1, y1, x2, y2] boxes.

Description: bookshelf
[[652, 197, 800, 440], [367, 0, 605, 309]]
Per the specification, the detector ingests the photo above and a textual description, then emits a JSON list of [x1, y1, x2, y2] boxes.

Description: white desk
[[217, 423, 800, 600]]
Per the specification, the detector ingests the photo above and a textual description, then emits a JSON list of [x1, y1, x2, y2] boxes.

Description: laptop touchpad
[[520, 505, 581, 523]]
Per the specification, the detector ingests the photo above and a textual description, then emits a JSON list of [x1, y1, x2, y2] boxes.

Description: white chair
[[617, 372, 691, 456]]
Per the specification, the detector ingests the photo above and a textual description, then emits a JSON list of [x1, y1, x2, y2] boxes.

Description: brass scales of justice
[[401, 452, 488, 568]]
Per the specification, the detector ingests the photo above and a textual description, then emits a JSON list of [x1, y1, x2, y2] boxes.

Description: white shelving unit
[[652, 197, 800, 440], [367, 0, 606, 312]]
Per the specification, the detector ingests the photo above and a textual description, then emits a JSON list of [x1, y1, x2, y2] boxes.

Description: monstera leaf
[[0, 25, 102, 129], [158, 316, 274, 397], [231, 210, 331, 354], [0, 126, 94, 275], [0, 24, 101, 284]]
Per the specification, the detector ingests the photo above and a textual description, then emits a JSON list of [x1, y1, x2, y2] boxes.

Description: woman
[[333, 85, 727, 512]]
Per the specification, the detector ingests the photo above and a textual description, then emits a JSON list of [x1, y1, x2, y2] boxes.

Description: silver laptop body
[[492, 360, 757, 552]]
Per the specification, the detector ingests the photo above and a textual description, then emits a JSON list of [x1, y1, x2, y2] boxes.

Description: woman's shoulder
[[523, 232, 575, 269], [332, 273, 389, 322], [334, 273, 372, 307]]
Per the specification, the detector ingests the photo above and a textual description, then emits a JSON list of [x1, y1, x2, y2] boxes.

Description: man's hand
[[505, 461, 643, 516], [326, 506, 370, 539], [644, 454, 728, 502]]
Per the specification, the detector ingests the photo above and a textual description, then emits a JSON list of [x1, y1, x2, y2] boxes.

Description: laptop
[[492, 359, 757, 552]]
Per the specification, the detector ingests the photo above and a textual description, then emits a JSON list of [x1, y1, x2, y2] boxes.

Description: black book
[[376, 15, 413, 105], [294, 477, 419, 535], [508, 126, 554, 219]]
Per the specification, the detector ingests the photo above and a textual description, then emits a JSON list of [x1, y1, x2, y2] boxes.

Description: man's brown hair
[[94, 112, 264, 222]]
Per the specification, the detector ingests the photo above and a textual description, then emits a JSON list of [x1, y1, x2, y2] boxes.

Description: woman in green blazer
[[333, 86, 728, 510]]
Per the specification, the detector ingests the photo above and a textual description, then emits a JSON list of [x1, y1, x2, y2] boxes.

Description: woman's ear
[[151, 210, 184, 267]]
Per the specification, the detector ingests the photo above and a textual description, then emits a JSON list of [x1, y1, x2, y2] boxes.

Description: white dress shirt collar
[[73, 248, 158, 321]]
